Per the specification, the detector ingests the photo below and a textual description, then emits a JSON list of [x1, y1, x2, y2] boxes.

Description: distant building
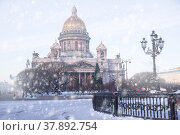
[[31, 6, 125, 89], [158, 67, 180, 84], [0, 81, 11, 95], [0, 81, 15, 98]]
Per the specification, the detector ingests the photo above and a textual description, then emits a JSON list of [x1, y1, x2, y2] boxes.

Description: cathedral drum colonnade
[[31, 6, 125, 90]]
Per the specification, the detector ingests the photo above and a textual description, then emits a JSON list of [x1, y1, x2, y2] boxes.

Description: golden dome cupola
[[58, 7, 92, 58], [62, 6, 86, 33]]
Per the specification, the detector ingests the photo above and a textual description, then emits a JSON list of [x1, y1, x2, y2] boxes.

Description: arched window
[[54, 50, 58, 58], [68, 41, 70, 51], [101, 51, 104, 58], [86, 44, 89, 51], [64, 42, 66, 51], [75, 41, 78, 51], [80, 42, 82, 51]]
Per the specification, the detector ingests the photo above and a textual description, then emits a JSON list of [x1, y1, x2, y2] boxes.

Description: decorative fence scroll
[[93, 91, 179, 120]]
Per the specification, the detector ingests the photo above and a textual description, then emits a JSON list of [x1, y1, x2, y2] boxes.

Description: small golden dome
[[62, 6, 86, 32]]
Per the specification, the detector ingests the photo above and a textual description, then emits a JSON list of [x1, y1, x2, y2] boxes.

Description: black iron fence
[[93, 91, 179, 120]]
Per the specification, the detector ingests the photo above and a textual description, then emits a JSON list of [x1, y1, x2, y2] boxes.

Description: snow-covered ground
[[30, 91, 95, 97], [0, 99, 141, 120]]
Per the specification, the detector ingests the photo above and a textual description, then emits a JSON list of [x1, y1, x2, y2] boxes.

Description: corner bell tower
[[96, 41, 107, 60]]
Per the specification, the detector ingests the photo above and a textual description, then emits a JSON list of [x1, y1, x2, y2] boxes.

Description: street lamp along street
[[121, 59, 131, 80], [140, 30, 165, 91]]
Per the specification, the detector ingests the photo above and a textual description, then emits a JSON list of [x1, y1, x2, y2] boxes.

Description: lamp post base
[[151, 78, 160, 91]]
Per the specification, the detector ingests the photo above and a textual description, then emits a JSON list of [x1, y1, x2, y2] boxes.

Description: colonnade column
[[78, 72, 94, 88], [90, 73, 92, 80], [79, 72, 81, 86], [84, 73, 86, 85], [73, 73, 75, 89]]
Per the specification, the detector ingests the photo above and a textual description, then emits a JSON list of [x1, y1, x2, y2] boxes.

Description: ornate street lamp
[[115, 53, 121, 91], [140, 30, 164, 90], [121, 59, 131, 80]]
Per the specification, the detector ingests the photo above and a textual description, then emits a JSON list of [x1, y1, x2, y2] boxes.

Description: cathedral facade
[[31, 6, 125, 89]]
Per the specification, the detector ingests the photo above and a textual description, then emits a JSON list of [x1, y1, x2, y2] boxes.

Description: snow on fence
[[93, 91, 179, 120]]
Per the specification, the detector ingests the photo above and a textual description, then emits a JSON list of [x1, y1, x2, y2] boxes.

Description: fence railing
[[92, 91, 179, 120]]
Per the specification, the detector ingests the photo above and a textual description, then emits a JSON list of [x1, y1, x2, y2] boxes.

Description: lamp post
[[116, 53, 121, 91], [140, 30, 164, 90], [122, 59, 131, 80]]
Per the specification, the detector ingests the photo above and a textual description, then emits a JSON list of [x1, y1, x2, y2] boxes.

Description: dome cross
[[72, 6, 77, 16]]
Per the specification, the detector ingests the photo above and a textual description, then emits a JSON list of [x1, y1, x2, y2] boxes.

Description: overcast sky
[[0, 0, 180, 83]]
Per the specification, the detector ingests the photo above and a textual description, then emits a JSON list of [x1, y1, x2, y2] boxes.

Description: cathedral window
[[87, 44, 89, 51], [75, 41, 78, 51], [80, 42, 82, 51], [54, 50, 58, 58], [64, 42, 66, 51], [101, 51, 104, 58], [68, 41, 71, 50]]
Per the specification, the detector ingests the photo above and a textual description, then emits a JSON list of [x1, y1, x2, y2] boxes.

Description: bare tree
[[15, 62, 74, 97], [126, 72, 179, 91]]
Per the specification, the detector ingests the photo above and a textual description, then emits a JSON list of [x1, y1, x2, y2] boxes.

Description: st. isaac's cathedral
[[31, 6, 125, 88]]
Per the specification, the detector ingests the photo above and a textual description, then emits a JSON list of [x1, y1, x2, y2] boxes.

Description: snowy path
[[0, 99, 140, 120]]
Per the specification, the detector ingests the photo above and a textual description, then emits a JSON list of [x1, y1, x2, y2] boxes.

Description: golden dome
[[62, 6, 86, 32]]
